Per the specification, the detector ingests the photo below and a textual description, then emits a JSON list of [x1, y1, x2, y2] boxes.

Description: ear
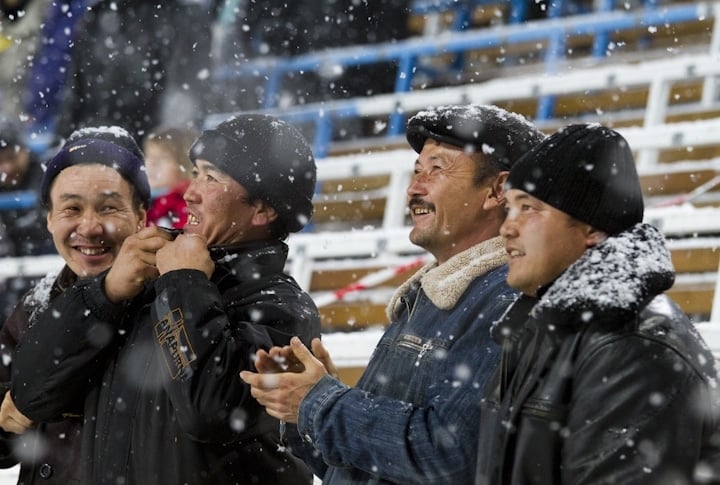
[[46, 211, 54, 234], [137, 208, 147, 230], [585, 227, 608, 248], [250, 200, 279, 227], [482, 171, 509, 210]]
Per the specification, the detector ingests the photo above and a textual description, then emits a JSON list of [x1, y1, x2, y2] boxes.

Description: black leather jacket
[[476, 224, 720, 484]]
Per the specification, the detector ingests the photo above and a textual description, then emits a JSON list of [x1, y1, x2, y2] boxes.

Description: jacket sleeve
[[563, 337, 714, 483], [11, 276, 124, 422], [0, 302, 23, 469], [150, 269, 315, 443]]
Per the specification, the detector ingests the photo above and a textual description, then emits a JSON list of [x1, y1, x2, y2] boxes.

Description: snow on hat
[[507, 123, 644, 235], [41, 126, 150, 208], [189, 114, 317, 234], [405, 104, 546, 169]]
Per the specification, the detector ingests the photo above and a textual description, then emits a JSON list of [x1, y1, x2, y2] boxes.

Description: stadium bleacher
[[2, 0, 720, 386]]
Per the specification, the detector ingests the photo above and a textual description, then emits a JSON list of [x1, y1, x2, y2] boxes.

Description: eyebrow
[[196, 160, 229, 179], [415, 155, 445, 165], [508, 192, 534, 204], [57, 192, 125, 203]]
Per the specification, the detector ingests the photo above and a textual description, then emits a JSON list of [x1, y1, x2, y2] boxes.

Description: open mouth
[[411, 207, 432, 215], [507, 249, 525, 259], [75, 246, 110, 256], [187, 213, 200, 225]]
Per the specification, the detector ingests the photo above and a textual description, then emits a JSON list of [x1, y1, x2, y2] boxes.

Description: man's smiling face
[[46, 164, 146, 278]]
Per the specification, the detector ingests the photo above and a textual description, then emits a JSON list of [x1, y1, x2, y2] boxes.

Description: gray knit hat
[[507, 123, 644, 235]]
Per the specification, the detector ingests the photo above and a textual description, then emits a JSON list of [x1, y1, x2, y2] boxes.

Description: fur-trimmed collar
[[387, 236, 507, 320], [533, 223, 675, 320]]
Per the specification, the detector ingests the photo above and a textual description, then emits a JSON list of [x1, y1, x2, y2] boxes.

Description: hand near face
[[104, 226, 175, 303], [0, 391, 33, 434], [240, 337, 329, 423], [155, 233, 214, 278]]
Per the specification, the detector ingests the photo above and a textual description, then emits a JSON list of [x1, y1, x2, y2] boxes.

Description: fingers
[[288, 336, 319, 368], [240, 370, 302, 424], [241, 370, 279, 391], [254, 349, 286, 374], [0, 391, 32, 434], [155, 234, 214, 277], [104, 230, 170, 302], [311, 338, 339, 379]]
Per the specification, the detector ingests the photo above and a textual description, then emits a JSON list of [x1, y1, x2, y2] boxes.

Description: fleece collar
[[533, 223, 675, 320], [387, 236, 507, 320]]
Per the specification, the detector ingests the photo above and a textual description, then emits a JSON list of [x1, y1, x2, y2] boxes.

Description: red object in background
[[146, 180, 190, 229]]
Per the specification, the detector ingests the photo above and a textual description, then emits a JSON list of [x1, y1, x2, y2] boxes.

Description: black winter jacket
[[11, 240, 320, 485], [476, 223, 720, 484], [0, 267, 81, 485]]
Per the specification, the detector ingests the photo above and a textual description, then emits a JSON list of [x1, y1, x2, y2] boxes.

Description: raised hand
[[155, 233, 214, 278], [104, 226, 175, 303], [240, 337, 329, 423]]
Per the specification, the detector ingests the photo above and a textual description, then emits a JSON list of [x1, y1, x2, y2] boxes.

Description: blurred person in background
[[0, 0, 51, 122], [210, 0, 411, 141], [143, 125, 198, 229], [0, 116, 54, 323], [0, 126, 150, 485], [56, 0, 215, 140]]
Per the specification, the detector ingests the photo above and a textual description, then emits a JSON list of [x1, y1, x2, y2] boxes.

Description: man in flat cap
[[12, 115, 321, 484], [242, 104, 545, 484]]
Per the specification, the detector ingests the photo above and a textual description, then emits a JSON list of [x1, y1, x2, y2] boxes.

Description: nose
[[77, 211, 104, 237], [407, 173, 428, 198], [500, 214, 517, 239], [184, 179, 199, 204]]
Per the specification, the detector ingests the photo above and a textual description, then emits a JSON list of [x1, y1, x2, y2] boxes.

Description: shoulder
[[576, 296, 715, 381]]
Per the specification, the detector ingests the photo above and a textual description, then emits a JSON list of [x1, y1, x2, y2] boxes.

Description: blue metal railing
[[208, 2, 714, 156]]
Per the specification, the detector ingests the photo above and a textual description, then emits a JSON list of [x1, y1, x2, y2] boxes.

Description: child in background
[[143, 126, 198, 229]]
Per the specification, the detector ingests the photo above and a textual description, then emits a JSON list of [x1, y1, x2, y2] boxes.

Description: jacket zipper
[[398, 339, 434, 366]]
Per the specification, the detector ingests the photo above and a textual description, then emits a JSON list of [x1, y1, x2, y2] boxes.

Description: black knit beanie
[[189, 114, 316, 233], [507, 123, 644, 235], [406, 104, 546, 169], [41, 126, 150, 208]]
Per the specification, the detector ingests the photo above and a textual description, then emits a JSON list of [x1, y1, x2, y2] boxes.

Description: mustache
[[68, 234, 106, 246], [408, 197, 435, 211]]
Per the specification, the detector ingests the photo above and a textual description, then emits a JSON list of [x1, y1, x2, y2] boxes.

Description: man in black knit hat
[[475, 123, 720, 483], [12, 114, 321, 484], [242, 104, 545, 484]]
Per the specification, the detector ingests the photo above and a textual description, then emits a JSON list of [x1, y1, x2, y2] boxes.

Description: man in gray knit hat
[[12, 114, 321, 484], [243, 104, 545, 484]]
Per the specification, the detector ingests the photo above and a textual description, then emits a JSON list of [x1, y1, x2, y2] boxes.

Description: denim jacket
[[291, 236, 518, 484]]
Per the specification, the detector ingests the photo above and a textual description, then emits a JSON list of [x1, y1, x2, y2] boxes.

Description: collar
[[387, 236, 507, 319], [532, 223, 674, 322]]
